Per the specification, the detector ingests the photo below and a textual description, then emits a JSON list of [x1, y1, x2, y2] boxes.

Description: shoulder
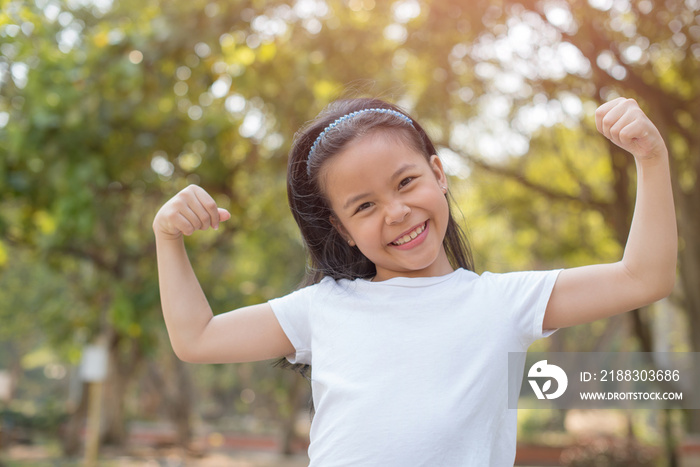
[[475, 269, 563, 297], [479, 269, 561, 283], [269, 276, 353, 305]]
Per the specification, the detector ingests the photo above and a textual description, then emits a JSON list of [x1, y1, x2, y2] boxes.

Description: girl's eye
[[399, 177, 414, 188], [355, 202, 372, 213]]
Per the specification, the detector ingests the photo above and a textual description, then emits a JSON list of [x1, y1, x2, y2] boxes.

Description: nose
[[385, 200, 410, 225]]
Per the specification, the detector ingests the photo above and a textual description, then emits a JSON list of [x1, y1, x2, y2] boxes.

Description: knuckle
[[171, 200, 185, 212], [164, 205, 178, 218], [183, 184, 199, 196]]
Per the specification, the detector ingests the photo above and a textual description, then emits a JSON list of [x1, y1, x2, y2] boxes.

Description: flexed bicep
[[545, 98, 676, 332], [542, 262, 666, 330], [177, 302, 295, 364]]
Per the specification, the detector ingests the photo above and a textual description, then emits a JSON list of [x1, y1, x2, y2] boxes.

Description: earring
[[348, 239, 355, 247], [441, 185, 447, 193]]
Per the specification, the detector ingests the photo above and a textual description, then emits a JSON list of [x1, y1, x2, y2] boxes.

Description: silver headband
[[306, 108, 414, 175]]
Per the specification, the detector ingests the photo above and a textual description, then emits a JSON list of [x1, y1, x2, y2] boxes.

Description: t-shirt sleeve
[[488, 269, 563, 347], [268, 285, 314, 365]]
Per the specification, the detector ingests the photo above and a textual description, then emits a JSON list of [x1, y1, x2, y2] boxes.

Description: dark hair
[[287, 97, 474, 285]]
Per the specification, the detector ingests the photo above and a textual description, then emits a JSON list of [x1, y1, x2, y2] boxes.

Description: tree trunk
[[281, 374, 307, 455], [170, 355, 193, 447], [100, 330, 143, 446], [146, 354, 194, 448], [61, 382, 89, 457], [670, 151, 700, 434], [100, 356, 127, 446]]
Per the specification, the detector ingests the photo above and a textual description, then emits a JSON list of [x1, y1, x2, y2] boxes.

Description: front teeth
[[392, 223, 425, 246]]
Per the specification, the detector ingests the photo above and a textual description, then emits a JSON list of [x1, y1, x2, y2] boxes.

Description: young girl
[[153, 97, 676, 466]]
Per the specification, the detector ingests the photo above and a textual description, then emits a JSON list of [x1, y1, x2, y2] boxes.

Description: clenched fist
[[595, 97, 667, 162], [153, 184, 231, 240]]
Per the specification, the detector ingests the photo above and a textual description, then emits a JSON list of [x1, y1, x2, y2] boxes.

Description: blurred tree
[[1, 0, 697, 459], [0, 0, 311, 452]]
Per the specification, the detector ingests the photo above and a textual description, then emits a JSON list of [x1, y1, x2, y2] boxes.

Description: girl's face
[[321, 131, 453, 282]]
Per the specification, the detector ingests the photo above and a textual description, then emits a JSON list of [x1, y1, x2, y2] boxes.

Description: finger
[[188, 201, 213, 231], [599, 100, 632, 140], [218, 208, 231, 224], [608, 108, 638, 143], [178, 201, 204, 231], [192, 186, 220, 230], [618, 119, 649, 147], [595, 97, 626, 134], [181, 188, 214, 230], [174, 212, 197, 236]]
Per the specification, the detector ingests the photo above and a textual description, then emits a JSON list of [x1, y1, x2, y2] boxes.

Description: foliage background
[[1, 0, 698, 463]]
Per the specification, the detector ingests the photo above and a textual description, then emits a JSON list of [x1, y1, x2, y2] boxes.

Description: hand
[[595, 97, 667, 161], [153, 184, 231, 240]]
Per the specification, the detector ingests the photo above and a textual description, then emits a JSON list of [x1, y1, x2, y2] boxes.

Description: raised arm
[[153, 184, 294, 363], [543, 98, 677, 330]]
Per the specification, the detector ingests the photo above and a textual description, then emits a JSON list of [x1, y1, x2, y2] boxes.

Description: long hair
[[287, 97, 474, 285]]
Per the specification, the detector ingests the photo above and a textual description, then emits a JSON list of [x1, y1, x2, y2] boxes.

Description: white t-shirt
[[269, 267, 562, 467]]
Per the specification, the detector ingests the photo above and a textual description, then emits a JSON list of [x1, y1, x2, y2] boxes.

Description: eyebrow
[[342, 163, 418, 210]]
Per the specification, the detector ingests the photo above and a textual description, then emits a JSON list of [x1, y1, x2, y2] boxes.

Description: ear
[[329, 214, 356, 247], [429, 155, 448, 193]]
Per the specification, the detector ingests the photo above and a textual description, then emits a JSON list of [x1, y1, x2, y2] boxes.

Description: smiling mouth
[[390, 221, 427, 246]]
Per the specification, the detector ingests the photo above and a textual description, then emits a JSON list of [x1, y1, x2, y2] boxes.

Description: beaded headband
[[307, 108, 414, 175]]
